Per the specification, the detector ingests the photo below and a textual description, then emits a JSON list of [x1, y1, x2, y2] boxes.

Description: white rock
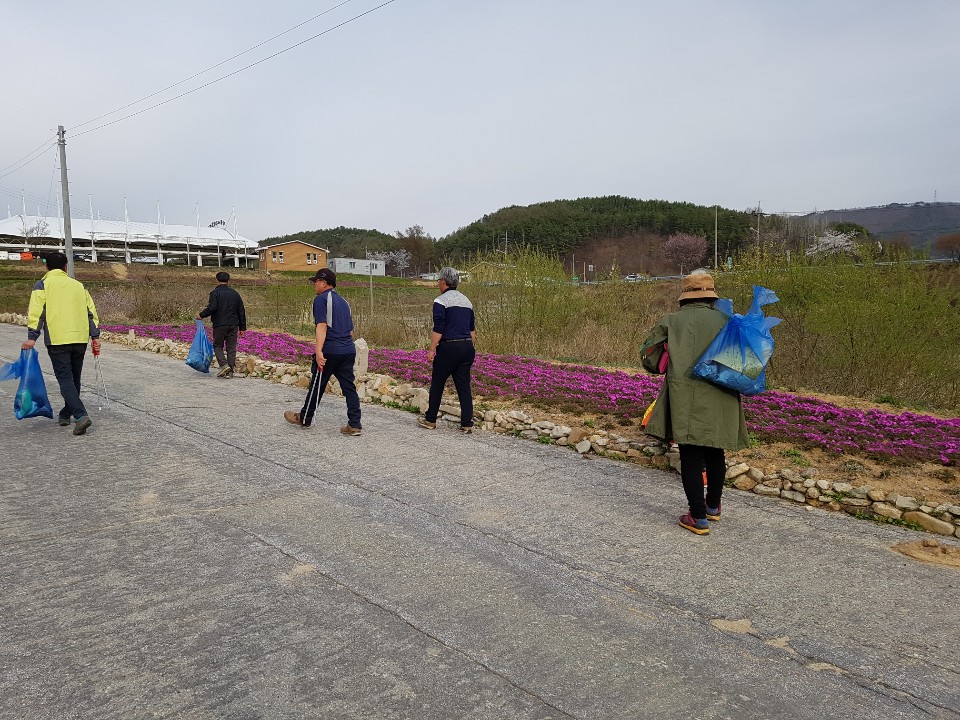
[[754, 485, 781, 497], [832, 482, 853, 494], [575, 440, 592, 454], [871, 502, 902, 520], [903, 511, 956, 536], [816, 479, 831, 490], [894, 496, 920, 511], [725, 463, 750, 480], [781, 490, 807, 502], [353, 338, 369, 377]]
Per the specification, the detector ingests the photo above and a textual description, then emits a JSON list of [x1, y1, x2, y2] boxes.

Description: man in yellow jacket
[[21, 253, 101, 435]]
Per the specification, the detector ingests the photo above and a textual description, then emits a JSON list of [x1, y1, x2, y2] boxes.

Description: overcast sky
[[2, 0, 958, 241]]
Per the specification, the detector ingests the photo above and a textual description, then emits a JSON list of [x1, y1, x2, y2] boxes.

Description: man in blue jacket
[[22, 252, 101, 435], [283, 268, 362, 435]]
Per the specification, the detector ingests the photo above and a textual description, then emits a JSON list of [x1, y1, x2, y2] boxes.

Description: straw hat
[[678, 272, 719, 301]]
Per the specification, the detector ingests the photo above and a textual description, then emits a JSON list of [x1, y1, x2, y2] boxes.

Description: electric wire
[[0, 134, 57, 176], [0, 138, 58, 182], [73, 0, 397, 139], [70, 0, 357, 133]]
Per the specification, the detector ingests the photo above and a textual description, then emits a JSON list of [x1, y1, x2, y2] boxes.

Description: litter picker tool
[[92, 343, 110, 410]]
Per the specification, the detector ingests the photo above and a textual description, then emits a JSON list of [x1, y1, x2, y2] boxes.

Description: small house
[[328, 258, 385, 276], [258, 241, 329, 271]]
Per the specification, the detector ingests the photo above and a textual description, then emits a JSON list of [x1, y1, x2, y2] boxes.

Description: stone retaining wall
[[4, 314, 958, 540]]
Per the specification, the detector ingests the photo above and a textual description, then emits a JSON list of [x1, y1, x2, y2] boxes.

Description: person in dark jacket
[[417, 267, 476, 433], [641, 272, 748, 535], [196, 271, 246, 378]]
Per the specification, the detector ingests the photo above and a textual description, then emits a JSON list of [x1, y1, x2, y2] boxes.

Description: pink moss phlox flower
[[101, 323, 960, 465]]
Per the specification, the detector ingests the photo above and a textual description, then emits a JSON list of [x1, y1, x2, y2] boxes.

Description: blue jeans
[[47, 343, 88, 420]]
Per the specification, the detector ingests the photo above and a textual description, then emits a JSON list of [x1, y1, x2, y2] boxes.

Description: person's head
[[308, 267, 336, 292], [43, 252, 68, 271], [677, 271, 719, 306], [216, 271, 230, 283], [438, 267, 459, 291]]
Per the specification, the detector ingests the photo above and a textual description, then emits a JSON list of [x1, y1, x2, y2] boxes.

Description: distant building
[[0, 214, 257, 266], [258, 241, 329, 272], [329, 258, 385, 276]]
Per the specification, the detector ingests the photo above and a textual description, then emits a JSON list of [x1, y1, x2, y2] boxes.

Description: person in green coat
[[641, 272, 748, 535]]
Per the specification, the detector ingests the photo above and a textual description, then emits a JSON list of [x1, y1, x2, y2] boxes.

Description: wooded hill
[[434, 196, 756, 261], [259, 226, 396, 258]]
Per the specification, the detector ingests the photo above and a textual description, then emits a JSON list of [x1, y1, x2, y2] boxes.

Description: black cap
[[308, 267, 336, 286]]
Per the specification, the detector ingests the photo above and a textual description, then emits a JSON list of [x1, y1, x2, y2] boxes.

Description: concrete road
[[0, 323, 957, 720]]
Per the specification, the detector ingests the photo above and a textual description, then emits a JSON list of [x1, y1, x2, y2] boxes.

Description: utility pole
[[756, 202, 761, 246], [57, 126, 75, 277], [714, 205, 718, 271], [88, 194, 97, 263]]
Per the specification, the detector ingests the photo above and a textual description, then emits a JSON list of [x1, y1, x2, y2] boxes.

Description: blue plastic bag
[[692, 285, 782, 396], [0, 348, 54, 419], [185, 319, 214, 373]]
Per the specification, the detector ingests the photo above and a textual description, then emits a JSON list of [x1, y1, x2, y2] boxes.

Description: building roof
[[258, 241, 330, 252], [0, 214, 257, 249]]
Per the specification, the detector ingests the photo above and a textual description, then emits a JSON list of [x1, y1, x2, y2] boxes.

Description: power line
[[73, 0, 398, 138], [0, 137, 58, 181], [70, 0, 358, 133]]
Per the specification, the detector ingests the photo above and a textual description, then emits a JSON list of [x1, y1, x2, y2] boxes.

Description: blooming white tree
[[366, 249, 413, 276], [805, 229, 856, 257]]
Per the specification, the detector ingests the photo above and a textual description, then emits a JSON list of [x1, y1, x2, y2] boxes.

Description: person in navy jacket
[[417, 267, 476, 433]]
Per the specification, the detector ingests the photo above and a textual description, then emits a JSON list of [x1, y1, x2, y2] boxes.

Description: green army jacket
[[641, 302, 749, 450]]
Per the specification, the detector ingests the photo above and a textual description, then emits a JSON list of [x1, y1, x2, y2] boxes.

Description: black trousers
[[678, 444, 726, 519], [213, 325, 239, 369], [425, 341, 475, 427], [47, 343, 88, 420], [299, 353, 362, 428]]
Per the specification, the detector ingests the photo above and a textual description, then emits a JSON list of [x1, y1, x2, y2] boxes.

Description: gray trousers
[[212, 325, 239, 369]]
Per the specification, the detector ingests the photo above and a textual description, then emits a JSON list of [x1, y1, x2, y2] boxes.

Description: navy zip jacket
[[433, 289, 474, 339]]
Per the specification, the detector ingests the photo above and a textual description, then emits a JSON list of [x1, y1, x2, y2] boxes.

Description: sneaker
[[459, 426, 473, 434], [340, 426, 362, 436], [284, 410, 308, 427], [73, 416, 92, 436], [58, 415, 71, 427], [216, 365, 231, 378], [706, 503, 721, 522], [678, 513, 710, 535], [417, 417, 437, 430]]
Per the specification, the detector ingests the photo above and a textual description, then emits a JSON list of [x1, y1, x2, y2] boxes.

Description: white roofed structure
[[0, 214, 258, 267]]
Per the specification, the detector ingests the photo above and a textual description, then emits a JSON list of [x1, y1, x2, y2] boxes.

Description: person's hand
[[239, 330, 245, 336], [316, 350, 326, 367], [21, 339, 35, 351], [91, 339, 101, 356], [427, 348, 436, 362], [195, 314, 202, 321]]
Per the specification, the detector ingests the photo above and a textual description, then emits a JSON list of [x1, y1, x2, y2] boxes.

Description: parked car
[[624, 273, 647, 282]]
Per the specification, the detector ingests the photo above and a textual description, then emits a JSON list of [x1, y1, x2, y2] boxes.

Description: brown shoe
[[284, 411, 307, 427], [417, 417, 437, 430], [340, 425, 362, 436], [459, 426, 473, 434]]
